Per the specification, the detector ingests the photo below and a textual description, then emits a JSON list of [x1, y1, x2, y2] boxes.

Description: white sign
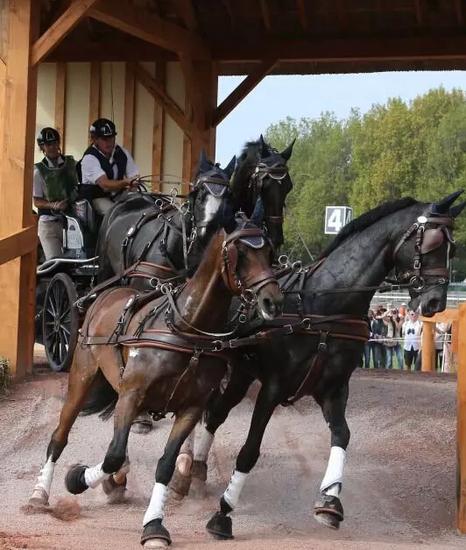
[[325, 206, 353, 235]]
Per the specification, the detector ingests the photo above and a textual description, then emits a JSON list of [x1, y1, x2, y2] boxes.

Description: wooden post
[[421, 320, 435, 372], [152, 59, 165, 192], [123, 62, 135, 152], [457, 303, 466, 532], [54, 62, 66, 147], [0, 0, 39, 380], [89, 61, 100, 128]]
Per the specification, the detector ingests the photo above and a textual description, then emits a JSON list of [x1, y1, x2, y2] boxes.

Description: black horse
[[185, 191, 465, 540], [95, 151, 237, 288], [230, 135, 295, 251]]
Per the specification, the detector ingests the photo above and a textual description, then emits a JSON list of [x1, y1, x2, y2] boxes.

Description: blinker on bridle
[[392, 214, 455, 291]]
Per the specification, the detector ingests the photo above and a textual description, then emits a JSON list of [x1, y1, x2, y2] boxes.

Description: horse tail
[[81, 369, 118, 421]]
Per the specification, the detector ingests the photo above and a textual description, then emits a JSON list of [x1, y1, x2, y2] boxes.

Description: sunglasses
[[407, 329, 415, 335]]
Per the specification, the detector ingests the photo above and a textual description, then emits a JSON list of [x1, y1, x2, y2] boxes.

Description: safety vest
[[76, 145, 128, 201], [35, 156, 78, 217]]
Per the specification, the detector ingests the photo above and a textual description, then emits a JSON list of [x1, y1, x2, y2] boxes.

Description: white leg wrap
[[223, 470, 248, 510], [320, 446, 346, 494], [84, 462, 109, 489], [143, 483, 168, 526], [195, 426, 214, 462], [34, 457, 55, 494]]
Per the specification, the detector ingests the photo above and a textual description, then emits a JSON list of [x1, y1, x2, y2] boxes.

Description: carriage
[[34, 200, 99, 372]]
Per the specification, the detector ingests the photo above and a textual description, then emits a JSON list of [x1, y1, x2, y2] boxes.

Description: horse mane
[[319, 197, 418, 258]]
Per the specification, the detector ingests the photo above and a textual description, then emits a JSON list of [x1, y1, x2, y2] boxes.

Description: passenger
[[78, 118, 140, 216], [33, 127, 78, 260]]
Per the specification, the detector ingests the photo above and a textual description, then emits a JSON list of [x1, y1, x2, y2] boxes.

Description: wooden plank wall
[[35, 60, 196, 191]]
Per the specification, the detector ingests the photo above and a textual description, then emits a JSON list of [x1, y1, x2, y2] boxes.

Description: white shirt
[[81, 145, 139, 186], [403, 319, 423, 351], [33, 156, 66, 221]]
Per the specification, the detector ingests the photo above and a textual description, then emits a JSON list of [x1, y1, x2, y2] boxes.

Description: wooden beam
[[221, 0, 236, 30], [259, 0, 272, 32], [212, 34, 466, 62], [31, 0, 99, 65], [212, 59, 276, 127], [123, 62, 135, 152], [152, 60, 165, 192], [414, 0, 425, 26], [54, 63, 67, 146], [457, 303, 466, 532], [455, 0, 464, 26], [296, 0, 309, 31], [89, 0, 210, 60], [134, 63, 191, 138], [0, 0, 39, 380], [172, 0, 198, 31], [89, 61, 100, 128], [0, 226, 37, 266]]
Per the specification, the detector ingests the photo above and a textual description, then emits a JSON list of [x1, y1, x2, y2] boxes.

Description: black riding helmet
[[90, 118, 117, 138], [37, 127, 60, 147]]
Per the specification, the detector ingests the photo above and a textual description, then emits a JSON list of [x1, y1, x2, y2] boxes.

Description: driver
[[33, 127, 78, 259], [78, 118, 140, 215]]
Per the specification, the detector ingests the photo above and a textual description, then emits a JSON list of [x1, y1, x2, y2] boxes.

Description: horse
[[95, 151, 237, 288], [178, 191, 465, 540], [230, 135, 295, 251], [28, 217, 284, 548]]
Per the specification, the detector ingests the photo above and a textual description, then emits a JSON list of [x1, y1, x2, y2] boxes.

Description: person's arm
[[81, 154, 132, 192], [121, 146, 140, 182]]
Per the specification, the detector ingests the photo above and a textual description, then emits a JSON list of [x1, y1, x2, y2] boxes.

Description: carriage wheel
[[42, 273, 79, 372]]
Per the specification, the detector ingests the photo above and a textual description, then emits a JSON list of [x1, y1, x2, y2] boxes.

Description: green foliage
[[265, 87, 466, 279]]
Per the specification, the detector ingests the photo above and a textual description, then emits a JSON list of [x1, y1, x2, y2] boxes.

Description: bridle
[[250, 156, 290, 227], [220, 226, 278, 297], [391, 214, 454, 292]]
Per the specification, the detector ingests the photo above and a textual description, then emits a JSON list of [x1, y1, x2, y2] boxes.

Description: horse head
[[394, 190, 466, 317], [190, 150, 236, 244], [231, 135, 295, 251]]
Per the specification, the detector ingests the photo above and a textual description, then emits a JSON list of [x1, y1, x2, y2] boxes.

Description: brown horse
[[28, 220, 283, 548]]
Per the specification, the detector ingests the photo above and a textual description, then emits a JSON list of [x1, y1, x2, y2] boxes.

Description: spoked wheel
[[42, 273, 79, 372]]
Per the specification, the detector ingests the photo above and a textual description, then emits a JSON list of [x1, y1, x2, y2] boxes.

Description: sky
[[216, 71, 466, 166]]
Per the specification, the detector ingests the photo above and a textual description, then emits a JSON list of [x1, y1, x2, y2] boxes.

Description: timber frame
[[2, 0, 466, 534]]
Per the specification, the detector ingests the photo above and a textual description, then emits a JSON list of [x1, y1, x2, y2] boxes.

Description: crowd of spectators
[[362, 304, 452, 371]]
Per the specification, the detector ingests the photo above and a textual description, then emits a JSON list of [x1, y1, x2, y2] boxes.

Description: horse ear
[[259, 134, 267, 155], [450, 200, 466, 218], [432, 190, 464, 214], [198, 149, 210, 172], [224, 155, 236, 178], [280, 138, 296, 161]]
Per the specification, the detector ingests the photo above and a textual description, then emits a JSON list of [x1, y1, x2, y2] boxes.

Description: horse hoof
[[206, 511, 233, 540], [141, 519, 171, 547], [314, 511, 340, 530], [28, 487, 49, 507], [102, 475, 127, 504], [65, 464, 89, 495], [131, 413, 154, 435], [169, 469, 191, 500], [313, 493, 344, 530]]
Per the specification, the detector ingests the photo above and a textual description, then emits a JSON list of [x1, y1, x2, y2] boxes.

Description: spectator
[[382, 310, 398, 369], [435, 321, 451, 371], [403, 311, 422, 371], [371, 308, 386, 368], [393, 308, 405, 369], [363, 309, 375, 368]]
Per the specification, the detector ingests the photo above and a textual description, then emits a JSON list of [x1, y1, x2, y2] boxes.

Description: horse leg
[[191, 369, 255, 497], [169, 428, 194, 499], [206, 379, 280, 540], [64, 387, 140, 498], [313, 382, 350, 530], [29, 358, 97, 506], [141, 407, 202, 548]]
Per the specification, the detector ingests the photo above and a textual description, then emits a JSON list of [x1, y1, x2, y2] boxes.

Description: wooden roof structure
[[35, 0, 466, 74]]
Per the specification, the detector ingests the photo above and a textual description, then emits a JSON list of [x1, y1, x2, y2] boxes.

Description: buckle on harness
[[318, 331, 329, 352]]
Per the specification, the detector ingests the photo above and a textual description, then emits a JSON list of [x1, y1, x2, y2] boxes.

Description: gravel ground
[[0, 363, 463, 550]]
